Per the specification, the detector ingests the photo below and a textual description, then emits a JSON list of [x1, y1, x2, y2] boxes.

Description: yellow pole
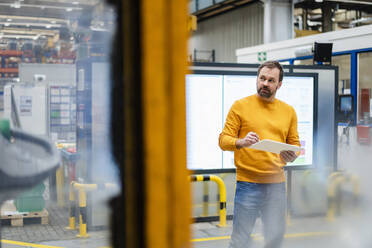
[[66, 182, 76, 230], [202, 181, 209, 217], [55, 166, 65, 208], [77, 189, 89, 238], [328, 171, 344, 184], [210, 175, 227, 227], [327, 176, 345, 221], [142, 0, 190, 246], [189, 175, 227, 227]]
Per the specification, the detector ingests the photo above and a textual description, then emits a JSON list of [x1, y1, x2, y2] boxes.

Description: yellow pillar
[[142, 0, 190, 247], [55, 166, 65, 208], [77, 189, 89, 238], [327, 176, 345, 221], [66, 182, 76, 230], [202, 181, 209, 216], [210, 175, 227, 227]]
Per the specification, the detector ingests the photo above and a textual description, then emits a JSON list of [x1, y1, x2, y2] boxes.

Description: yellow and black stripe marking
[[189, 175, 227, 227]]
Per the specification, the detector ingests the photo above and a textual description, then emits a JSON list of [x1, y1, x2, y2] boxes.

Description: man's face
[[256, 66, 282, 101]]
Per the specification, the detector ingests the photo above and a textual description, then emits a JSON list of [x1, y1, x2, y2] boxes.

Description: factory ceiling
[[192, 0, 259, 22], [0, 0, 113, 42], [294, 0, 372, 13]]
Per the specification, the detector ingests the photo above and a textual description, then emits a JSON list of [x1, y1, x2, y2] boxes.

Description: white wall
[[189, 3, 264, 63], [237, 24, 372, 63]]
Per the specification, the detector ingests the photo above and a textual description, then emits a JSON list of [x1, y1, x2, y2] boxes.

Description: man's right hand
[[235, 132, 260, 149]]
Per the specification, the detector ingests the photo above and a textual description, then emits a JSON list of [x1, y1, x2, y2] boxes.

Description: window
[[333, 55, 351, 95], [358, 52, 372, 123]]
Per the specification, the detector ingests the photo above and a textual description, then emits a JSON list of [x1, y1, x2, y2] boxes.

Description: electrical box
[[4, 83, 48, 136]]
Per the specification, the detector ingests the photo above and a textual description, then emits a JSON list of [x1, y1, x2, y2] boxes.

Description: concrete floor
[[192, 213, 372, 248], [1, 127, 371, 247], [0, 201, 111, 248]]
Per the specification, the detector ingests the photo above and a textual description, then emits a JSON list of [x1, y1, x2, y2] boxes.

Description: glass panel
[[0, 1, 118, 247], [358, 52, 372, 124], [333, 54, 351, 95], [199, 0, 214, 10]]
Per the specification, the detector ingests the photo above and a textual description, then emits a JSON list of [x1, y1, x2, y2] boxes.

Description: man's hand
[[236, 132, 259, 149], [280, 150, 297, 163]]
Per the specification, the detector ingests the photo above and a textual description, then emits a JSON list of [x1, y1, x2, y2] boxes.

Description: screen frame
[[339, 94, 354, 113], [187, 69, 318, 174]]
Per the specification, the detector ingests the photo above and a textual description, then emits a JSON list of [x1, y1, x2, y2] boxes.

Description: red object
[[357, 125, 371, 145], [360, 89, 370, 119], [66, 147, 76, 153]]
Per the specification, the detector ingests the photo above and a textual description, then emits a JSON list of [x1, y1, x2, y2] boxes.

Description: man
[[219, 60, 300, 248]]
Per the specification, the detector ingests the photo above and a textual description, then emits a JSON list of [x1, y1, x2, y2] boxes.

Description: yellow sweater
[[219, 94, 300, 183]]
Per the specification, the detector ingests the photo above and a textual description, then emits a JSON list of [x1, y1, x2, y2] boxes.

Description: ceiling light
[[66, 8, 72, 12], [26, 24, 30, 27], [46, 24, 51, 28], [72, 1, 79, 4], [4, 23, 10, 26], [11, 1, 21, 8], [7, 18, 12, 22], [40, 6, 45, 9], [50, 20, 56, 24], [315, 0, 323, 2]]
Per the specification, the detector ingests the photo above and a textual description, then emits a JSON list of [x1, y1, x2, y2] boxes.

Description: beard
[[258, 86, 274, 98]]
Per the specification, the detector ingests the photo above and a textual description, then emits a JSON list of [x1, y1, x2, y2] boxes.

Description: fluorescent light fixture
[[72, 1, 79, 4], [46, 24, 51, 28], [66, 8, 73, 12], [0, 22, 62, 28], [50, 20, 56, 24], [315, 0, 323, 2], [7, 18, 12, 22], [11, 1, 21, 8]]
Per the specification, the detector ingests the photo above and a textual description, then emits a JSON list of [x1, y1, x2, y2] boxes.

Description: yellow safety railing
[[327, 172, 360, 221], [189, 175, 227, 227], [66, 181, 118, 238], [200, 173, 228, 217], [66, 182, 77, 230]]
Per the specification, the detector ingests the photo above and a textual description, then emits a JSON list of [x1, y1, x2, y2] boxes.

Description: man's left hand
[[280, 150, 297, 163]]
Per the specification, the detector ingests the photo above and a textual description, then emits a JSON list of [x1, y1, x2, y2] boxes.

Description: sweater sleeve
[[286, 107, 301, 147], [219, 103, 241, 151]]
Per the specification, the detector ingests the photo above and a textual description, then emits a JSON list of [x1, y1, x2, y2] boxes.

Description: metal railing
[[189, 174, 227, 227], [66, 181, 118, 238], [327, 171, 360, 221]]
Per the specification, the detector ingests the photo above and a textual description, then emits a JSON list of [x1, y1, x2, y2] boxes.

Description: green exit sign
[[258, 52, 267, 62]]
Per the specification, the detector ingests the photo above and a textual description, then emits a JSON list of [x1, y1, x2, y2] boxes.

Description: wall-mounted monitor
[[339, 94, 353, 113], [186, 71, 317, 172]]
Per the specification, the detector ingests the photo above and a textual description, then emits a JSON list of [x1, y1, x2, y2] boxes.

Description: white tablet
[[249, 139, 301, 154]]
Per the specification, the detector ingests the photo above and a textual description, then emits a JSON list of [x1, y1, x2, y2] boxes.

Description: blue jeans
[[229, 181, 287, 248]]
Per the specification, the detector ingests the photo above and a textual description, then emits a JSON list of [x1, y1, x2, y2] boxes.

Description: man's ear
[[278, 81, 282, 89]]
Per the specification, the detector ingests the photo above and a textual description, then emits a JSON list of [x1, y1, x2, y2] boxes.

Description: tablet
[[249, 139, 301, 154]]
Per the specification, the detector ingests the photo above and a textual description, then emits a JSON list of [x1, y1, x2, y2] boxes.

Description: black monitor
[[338, 94, 354, 124], [339, 95, 353, 113]]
